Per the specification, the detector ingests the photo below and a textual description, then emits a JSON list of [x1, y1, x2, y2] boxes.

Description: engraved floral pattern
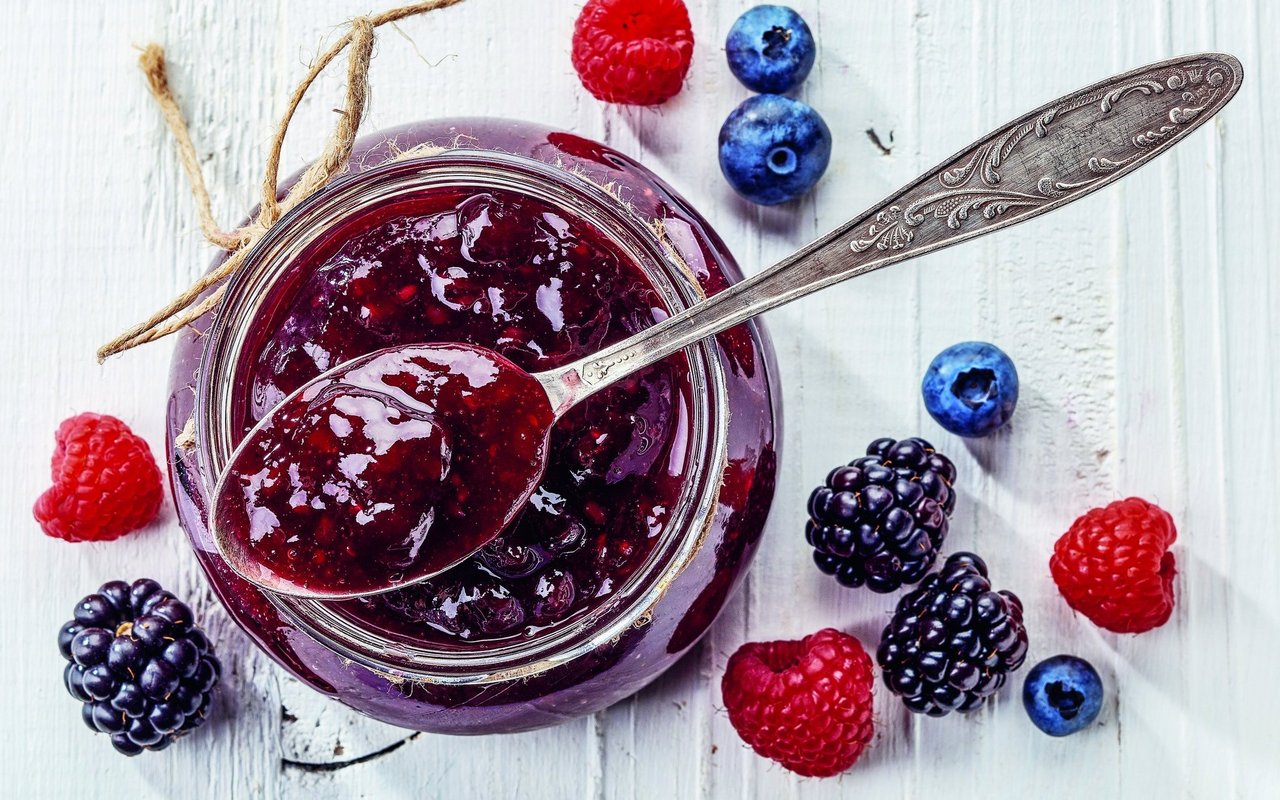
[[850, 58, 1235, 253]]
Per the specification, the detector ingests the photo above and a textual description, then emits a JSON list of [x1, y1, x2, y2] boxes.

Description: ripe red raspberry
[[571, 0, 694, 105], [721, 628, 875, 778], [34, 413, 163, 542], [1050, 497, 1177, 634]]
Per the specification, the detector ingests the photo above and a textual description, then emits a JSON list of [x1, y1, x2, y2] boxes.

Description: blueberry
[[477, 540, 543, 580], [530, 569, 577, 623], [725, 5, 816, 93], [922, 341, 1019, 438], [1023, 655, 1104, 736], [719, 94, 831, 205], [466, 588, 527, 637], [542, 515, 587, 555]]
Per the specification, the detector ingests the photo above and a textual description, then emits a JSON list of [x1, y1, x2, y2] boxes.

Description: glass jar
[[166, 118, 779, 733]]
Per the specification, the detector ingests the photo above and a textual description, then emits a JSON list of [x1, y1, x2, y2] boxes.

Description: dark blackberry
[[876, 552, 1029, 717], [58, 579, 220, 756], [806, 437, 957, 592]]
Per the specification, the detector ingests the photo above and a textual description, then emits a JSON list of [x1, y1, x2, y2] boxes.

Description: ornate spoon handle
[[537, 53, 1242, 415]]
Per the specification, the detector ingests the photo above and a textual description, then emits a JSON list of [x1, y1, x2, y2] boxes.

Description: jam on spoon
[[213, 344, 553, 598]]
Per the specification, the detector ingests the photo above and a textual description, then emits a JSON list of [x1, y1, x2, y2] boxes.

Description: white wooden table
[[3, 1, 1277, 797]]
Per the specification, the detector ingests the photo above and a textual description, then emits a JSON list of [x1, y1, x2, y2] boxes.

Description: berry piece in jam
[[214, 344, 554, 598]]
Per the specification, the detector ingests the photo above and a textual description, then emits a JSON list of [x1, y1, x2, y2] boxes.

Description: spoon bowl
[[211, 343, 553, 599]]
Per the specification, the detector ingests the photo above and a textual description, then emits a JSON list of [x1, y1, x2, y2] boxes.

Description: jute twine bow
[[97, 0, 465, 362]]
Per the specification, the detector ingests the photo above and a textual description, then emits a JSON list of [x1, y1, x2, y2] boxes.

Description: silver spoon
[[213, 53, 1242, 599]]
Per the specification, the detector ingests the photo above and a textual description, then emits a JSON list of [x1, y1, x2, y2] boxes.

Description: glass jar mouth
[[195, 150, 730, 682]]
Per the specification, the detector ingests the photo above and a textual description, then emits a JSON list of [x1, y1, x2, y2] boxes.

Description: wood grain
[[1, 1, 1275, 797]]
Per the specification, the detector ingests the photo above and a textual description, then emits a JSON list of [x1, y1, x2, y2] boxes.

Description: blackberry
[[806, 437, 956, 592], [59, 579, 220, 756], [876, 553, 1029, 716]]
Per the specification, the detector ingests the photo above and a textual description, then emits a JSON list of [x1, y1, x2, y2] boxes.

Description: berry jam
[[236, 186, 694, 644], [215, 344, 554, 598], [170, 119, 779, 733]]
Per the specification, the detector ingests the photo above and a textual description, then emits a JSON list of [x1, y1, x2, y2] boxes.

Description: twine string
[[98, 0, 464, 362]]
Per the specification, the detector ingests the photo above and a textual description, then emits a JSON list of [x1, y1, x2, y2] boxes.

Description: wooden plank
[[1, 1, 1277, 798]]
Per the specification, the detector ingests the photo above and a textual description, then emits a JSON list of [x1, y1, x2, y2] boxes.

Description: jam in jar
[[167, 119, 779, 733]]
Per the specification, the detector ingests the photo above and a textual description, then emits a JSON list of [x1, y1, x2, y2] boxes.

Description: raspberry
[[571, 0, 694, 105], [721, 628, 875, 778], [1049, 497, 1177, 633], [34, 414, 163, 542]]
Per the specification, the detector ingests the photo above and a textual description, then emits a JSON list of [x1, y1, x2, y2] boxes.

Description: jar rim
[[194, 149, 731, 682]]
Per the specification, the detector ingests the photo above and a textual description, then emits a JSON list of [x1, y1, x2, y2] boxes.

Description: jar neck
[[194, 150, 730, 680]]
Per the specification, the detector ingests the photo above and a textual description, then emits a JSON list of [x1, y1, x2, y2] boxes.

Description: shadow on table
[[1098, 549, 1278, 762]]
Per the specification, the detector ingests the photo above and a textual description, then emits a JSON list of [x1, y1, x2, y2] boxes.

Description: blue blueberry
[[725, 5, 816, 93], [922, 341, 1019, 438], [1022, 655, 1104, 736], [719, 94, 831, 205]]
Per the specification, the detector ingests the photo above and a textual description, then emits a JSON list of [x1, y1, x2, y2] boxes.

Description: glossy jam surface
[[215, 344, 554, 598], [237, 187, 693, 644]]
